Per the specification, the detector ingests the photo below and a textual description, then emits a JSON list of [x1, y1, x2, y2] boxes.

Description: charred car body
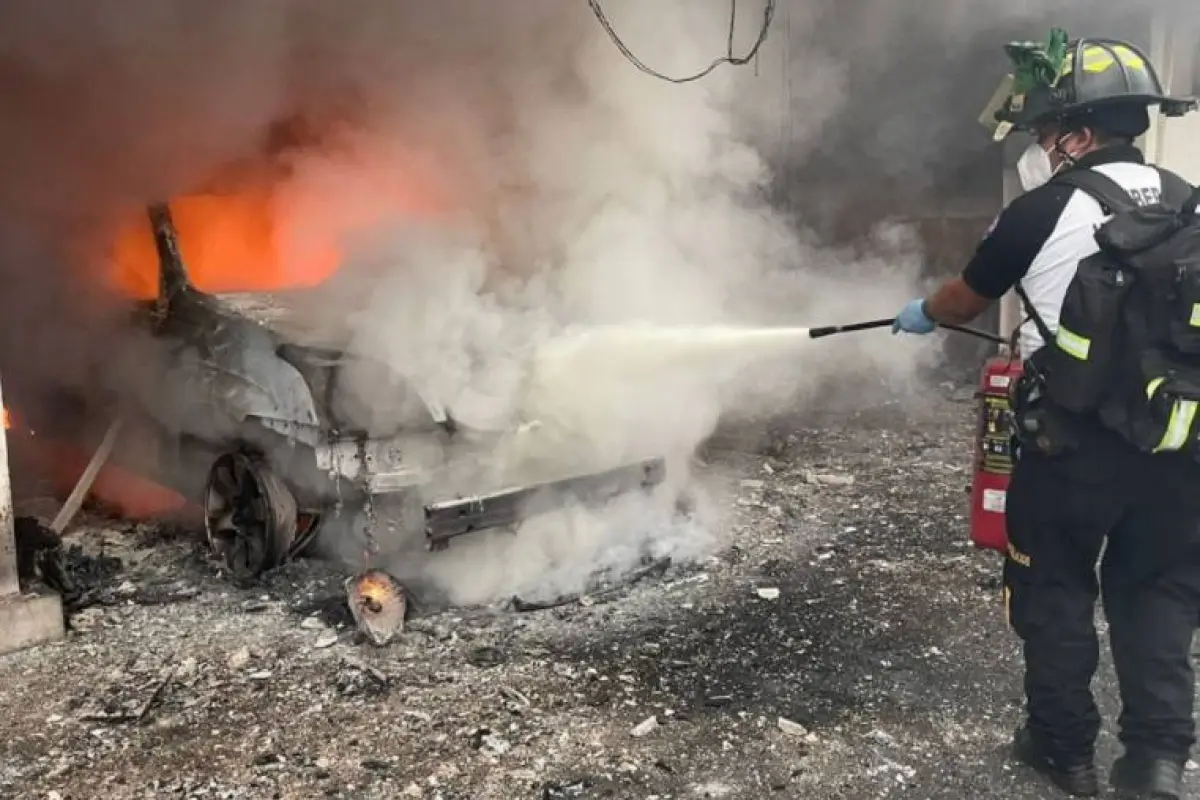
[[121, 202, 665, 582]]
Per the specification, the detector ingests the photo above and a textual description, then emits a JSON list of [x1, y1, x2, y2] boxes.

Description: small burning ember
[[2, 405, 33, 436], [345, 569, 407, 646]]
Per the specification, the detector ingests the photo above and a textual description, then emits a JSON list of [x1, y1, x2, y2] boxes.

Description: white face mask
[[1016, 141, 1056, 191]]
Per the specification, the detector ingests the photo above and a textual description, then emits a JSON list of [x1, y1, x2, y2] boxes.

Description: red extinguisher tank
[[969, 356, 1024, 552]]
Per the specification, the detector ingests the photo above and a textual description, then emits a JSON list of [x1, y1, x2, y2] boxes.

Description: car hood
[[211, 290, 353, 350]]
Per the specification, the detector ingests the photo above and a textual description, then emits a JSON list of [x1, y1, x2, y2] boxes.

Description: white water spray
[[491, 323, 817, 476], [533, 324, 815, 374], [399, 322, 823, 606]]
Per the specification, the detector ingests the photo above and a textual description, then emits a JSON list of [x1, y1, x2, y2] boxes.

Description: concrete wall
[[1156, 116, 1200, 184], [1144, 19, 1200, 182]]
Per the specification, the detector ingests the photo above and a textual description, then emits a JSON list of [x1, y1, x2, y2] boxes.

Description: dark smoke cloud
[[758, 0, 1196, 230], [0, 1, 1192, 239], [0, 0, 1190, 326]]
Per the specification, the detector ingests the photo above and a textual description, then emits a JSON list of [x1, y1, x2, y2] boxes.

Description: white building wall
[[1143, 17, 1199, 182]]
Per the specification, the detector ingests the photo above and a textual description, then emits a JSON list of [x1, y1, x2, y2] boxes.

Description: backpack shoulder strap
[[1154, 166, 1194, 209], [1012, 280, 1056, 349], [1052, 168, 1138, 215], [1159, 167, 1200, 216], [1185, 187, 1200, 217]]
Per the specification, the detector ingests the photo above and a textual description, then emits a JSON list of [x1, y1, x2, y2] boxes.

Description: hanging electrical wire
[[586, 0, 776, 84]]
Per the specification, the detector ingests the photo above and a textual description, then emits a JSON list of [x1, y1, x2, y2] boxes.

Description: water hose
[[808, 318, 1007, 345]]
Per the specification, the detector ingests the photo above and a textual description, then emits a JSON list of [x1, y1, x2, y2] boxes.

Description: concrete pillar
[[997, 153, 1025, 353], [1143, 13, 1200, 183], [1140, 15, 1173, 166], [0, 378, 15, 599], [0, 373, 65, 656]]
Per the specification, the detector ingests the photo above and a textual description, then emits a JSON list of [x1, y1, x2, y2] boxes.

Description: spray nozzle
[[809, 318, 1006, 344]]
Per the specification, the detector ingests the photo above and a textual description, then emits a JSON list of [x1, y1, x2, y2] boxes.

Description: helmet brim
[[980, 74, 1198, 141]]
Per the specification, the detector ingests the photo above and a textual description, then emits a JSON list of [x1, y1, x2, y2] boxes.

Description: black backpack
[[1017, 164, 1200, 456]]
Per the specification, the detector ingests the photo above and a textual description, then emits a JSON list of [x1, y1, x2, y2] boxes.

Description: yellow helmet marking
[[1078, 44, 1146, 74]]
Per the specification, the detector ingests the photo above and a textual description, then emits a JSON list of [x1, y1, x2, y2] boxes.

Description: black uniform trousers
[[1003, 419, 1200, 767]]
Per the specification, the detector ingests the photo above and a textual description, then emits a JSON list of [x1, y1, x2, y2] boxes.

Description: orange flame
[[356, 573, 392, 608], [2, 407, 9, 431], [108, 154, 454, 300], [110, 188, 342, 300]]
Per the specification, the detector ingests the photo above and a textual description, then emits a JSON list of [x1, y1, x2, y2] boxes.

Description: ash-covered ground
[[2, 382, 1198, 800]]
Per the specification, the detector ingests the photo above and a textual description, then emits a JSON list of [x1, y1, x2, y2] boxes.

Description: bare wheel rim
[[204, 453, 297, 580]]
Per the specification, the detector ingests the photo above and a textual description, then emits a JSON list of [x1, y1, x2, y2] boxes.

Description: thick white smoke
[[264, 2, 928, 603]]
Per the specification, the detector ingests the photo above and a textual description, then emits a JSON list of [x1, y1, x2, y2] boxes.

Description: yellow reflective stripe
[[1190, 303, 1200, 328], [1154, 399, 1198, 452], [1055, 326, 1091, 360], [1113, 45, 1146, 70], [1146, 377, 1165, 399], [1080, 44, 1145, 73]]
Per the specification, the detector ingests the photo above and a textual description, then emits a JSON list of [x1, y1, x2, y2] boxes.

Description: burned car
[[116, 202, 666, 582]]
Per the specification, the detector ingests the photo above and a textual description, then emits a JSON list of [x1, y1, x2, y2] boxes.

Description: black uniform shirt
[[960, 145, 1164, 355]]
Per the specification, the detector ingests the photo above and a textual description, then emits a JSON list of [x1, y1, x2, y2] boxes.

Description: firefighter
[[893, 33, 1200, 799]]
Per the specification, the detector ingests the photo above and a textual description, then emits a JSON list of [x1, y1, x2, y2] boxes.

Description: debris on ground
[[777, 716, 810, 738], [630, 716, 660, 738], [2, 389, 1191, 799], [511, 555, 672, 612]]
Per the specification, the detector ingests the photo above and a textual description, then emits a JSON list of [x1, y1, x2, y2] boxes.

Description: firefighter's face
[[1033, 123, 1093, 169]]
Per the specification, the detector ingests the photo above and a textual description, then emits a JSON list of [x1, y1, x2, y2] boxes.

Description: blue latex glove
[[892, 298, 936, 335]]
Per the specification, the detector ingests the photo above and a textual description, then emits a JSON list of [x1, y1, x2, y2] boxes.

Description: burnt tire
[[204, 452, 298, 582]]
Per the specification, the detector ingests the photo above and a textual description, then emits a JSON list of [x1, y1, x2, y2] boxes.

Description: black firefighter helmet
[[979, 29, 1197, 141]]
